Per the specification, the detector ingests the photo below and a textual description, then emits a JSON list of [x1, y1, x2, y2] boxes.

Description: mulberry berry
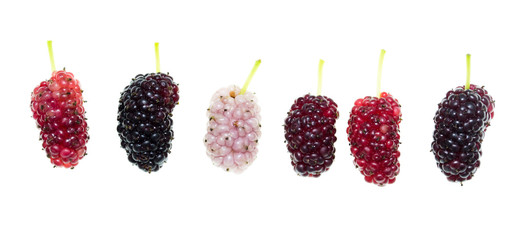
[[204, 60, 262, 173], [117, 73, 179, 173], [204, 85, 262, 173], [347, 92, 402, 185], [30, 69, 89, 168], [284, 94, 339, 177], [432, 84, 494, 183]]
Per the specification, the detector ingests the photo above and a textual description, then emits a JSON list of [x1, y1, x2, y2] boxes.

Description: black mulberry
[[117, 73, 179, 172]]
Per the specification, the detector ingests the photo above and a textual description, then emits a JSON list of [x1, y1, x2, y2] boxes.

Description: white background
[[0, 0, 511, 239]]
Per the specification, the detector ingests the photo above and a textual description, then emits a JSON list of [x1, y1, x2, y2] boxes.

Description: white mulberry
[[204, 85, 261, 173]]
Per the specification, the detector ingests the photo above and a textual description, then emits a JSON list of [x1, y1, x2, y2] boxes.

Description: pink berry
[[204, 85, 261, 173], [31, 70, 89, 168]]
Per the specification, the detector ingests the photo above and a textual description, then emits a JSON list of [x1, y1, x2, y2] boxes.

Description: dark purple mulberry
[[432, 84, 494, 183], [117, 73, 179, 173], [284, 94, 339, 177]]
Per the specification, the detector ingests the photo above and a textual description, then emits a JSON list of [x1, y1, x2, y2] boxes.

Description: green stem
[[240, 59, 261, 95], [47, 40, 56, 72], [155, 42, 161, 73], [377, 49, 386, 98], [317, 59, 325, 95], [465, 54, 471, 90]]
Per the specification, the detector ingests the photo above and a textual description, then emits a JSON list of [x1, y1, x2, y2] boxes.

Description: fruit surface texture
[[117, 73, 179, 173], [31, 70, 89, 168], [347, 92, 402, 185], [204, 85, 261, 173], [284, 94, 339, 177], [432, 84, 494, 183]]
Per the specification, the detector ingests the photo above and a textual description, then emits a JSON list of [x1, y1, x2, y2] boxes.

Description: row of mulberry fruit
[[31, 43, 494, 186]]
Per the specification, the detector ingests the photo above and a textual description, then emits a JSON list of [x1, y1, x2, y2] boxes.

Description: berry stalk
[[47, 40, 56, 72], [377, 49, 386, 98], [155, 42, 161, 73], [317, 59, 325, 95], [465, 54, 471, 90], [240, 59, 261, 95]]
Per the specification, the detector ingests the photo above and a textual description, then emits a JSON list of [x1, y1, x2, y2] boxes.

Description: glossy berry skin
[[347, 92, 402, 186], [30, 70, 89, 168], [432, 84, 494, 183], [117, 73, 179, 173], [284, 94, 339, 177], [204, 85, 261, 173]]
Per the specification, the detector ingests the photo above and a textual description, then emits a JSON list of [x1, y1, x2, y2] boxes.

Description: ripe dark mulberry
[[30, 70, 89, 168], [431, 84, 494, 183], [284, 94, 339, 177], [117, 73, 179, 173], [347, 92, 402, 186]]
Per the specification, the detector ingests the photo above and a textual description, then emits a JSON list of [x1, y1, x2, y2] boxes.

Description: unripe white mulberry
[[204, 85, 261, 173]]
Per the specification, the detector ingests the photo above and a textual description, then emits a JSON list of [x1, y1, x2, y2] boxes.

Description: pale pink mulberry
[[204, 85, 262, 173]]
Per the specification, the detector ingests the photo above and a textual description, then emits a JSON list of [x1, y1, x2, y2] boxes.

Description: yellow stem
[[377, 49, 386, 98], [155, 42, 160, 73], [317, 59, 325, 95], [465, 54, 471, 90], [240, 60, 261, 95], [47, 40, 56, 72]]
